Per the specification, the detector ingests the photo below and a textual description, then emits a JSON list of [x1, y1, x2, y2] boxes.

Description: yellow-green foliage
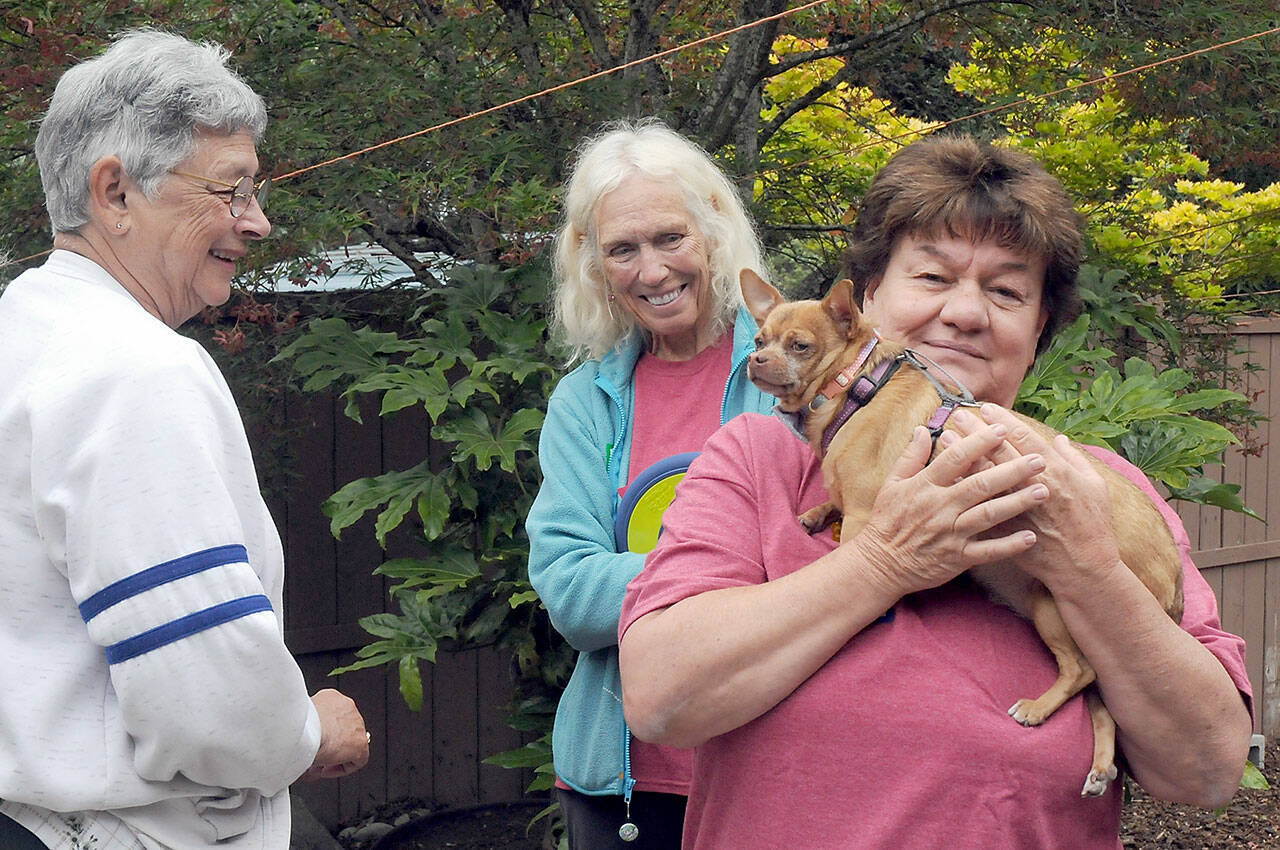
[[948, 31, 1280, 304], [754, 35, 940, 287], [758, 27, 1280, 304]]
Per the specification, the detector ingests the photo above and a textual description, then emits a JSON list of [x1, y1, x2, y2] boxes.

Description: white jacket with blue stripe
[[0, 252, 320, 849]]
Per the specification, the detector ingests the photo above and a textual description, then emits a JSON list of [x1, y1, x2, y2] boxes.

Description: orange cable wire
[[6, 19, 1280, 273]]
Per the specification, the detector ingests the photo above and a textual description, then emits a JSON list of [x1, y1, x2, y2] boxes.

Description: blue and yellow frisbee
[[614, 451, 700, 554]]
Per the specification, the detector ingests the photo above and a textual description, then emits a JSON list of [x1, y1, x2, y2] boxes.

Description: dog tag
[[619, 821, 639, 842]]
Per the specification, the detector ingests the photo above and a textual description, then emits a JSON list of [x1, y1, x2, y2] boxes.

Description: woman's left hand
[[948, 402, 1124, 591]]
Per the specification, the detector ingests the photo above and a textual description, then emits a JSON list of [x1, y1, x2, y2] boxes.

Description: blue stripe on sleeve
[[79, 544, 250, 622], [103, 595, 274, 664]]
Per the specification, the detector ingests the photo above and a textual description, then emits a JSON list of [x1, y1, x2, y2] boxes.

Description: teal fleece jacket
[[526, 307, 775, 795]]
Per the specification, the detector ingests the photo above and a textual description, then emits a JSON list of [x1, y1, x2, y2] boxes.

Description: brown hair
[[842, 135, 1084, 354]]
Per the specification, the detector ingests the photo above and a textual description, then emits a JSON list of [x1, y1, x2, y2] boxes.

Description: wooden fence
[[1176, 316, 1280, 744], [278, 392, 533, 827], [280, 320, 1280, 829]]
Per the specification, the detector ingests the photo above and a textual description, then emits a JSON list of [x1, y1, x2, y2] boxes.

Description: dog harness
[[812, 337, 982, 455]]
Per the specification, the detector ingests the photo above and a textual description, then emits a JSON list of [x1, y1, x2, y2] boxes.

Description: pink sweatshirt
[[621, 412, 1251, 850]]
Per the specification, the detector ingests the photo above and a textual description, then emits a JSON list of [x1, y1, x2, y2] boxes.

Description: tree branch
[[697, 0, 786, 150], [762, 222, 856, 234], [758, 57, 858, 143], [316, 0, 366, 46], [560, 0, 617, 67], [623, 0, 676, 112], [357, 194, 461, 283], [491, 0, 546, 85], [767, 0, 1026, 78]]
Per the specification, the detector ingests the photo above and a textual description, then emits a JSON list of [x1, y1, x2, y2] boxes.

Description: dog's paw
[[797, 506, 835, 535], [1007, 699, 1049, 727], [1081, 764, 1118, 797]]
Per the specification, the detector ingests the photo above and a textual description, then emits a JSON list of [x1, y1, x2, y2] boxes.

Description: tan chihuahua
[[741, 269, 1184, 797]]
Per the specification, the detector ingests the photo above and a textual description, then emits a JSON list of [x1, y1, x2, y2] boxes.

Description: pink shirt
[[625, 330, 733, 795], [620, 413, 1252, 849]]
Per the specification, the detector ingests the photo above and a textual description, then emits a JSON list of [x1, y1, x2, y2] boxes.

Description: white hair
[[35, 29, 267, 234], [551, 118, 768, 363]]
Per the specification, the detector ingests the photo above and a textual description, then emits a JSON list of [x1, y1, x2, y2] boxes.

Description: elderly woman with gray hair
[[0, 30, 368, 850], [525, 119, 776, 848]]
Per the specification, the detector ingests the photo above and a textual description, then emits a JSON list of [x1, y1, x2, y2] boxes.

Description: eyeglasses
[[169, 170, 272, 218]]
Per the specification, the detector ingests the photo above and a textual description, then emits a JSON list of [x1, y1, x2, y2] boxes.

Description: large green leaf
[[322, 460, 436, 543], [345, 365, 452, 422], [274, 318, 418, 392], [1167, 478, 1261, 520], [1241, 760, 1271, 790], [374, 555, 479, 585], [432, 407, 544, 472]]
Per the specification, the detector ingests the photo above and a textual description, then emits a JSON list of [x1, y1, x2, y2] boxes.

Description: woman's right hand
[[300, 688, 370, 781], [854, 412, 1049, 600]]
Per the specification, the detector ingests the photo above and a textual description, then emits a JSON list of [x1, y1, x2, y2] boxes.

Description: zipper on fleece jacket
[[596, 374, 630, 501], [720, 343, 753, 425]]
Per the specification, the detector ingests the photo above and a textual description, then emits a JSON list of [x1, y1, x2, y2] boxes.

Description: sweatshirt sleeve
[[526, 378, 645, 652], [29, 346, 319, 794]]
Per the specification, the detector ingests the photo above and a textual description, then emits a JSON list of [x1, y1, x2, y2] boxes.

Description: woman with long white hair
[[526, 118, 776, 848]]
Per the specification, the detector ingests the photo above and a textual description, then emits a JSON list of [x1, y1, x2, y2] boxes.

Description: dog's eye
[[753, 337, 765, 350], [790, 341, 809, 353]]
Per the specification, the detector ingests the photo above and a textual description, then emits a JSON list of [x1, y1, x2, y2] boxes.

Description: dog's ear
[[821, 279, 862, 339], [740, 269, 785, 325]]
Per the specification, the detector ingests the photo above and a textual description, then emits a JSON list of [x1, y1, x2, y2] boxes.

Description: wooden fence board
[[1265, 560, 1280, 737], [1248, 332, 1273, 544], [477, 645, 526, 802], [380, 403, 439, 804], [332, 396, 387, 628], [283, 391, 337, 630], [1221, 336, 1248, 548], [384, 655, 435, 801], [432, 649, 481, 807], [335, 666, 389, 820], [1220, 565, 1247, 648], [1242, 562, 1268, 730]]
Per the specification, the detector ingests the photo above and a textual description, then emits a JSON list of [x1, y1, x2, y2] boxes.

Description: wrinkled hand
[[950, 403, 1123, 587], [300, 688, 370, 782], [853, 412, 1049, 599]]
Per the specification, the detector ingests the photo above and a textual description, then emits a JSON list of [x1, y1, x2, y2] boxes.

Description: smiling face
[[594, 174, 716, 361], [862, 230, 1048, 406], [122, 130, 270, 326]]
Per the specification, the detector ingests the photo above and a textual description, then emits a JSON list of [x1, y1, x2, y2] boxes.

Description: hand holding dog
[[947, 403, 1126, 593], [854, 415, 1049, 601]]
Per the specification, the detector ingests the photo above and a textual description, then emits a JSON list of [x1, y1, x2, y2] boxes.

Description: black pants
[[557, 787, 686, 849], [0, 812, 47, 849]]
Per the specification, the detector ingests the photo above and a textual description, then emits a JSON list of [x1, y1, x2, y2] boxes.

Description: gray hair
[[552, 118, 767, 363], [35, 29, 267, 234]]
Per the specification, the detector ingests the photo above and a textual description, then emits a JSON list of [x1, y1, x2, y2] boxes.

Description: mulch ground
[[361, 801, 548, 850], [1121, 757, 1278, 849], [348, 758, 1278, 850]]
